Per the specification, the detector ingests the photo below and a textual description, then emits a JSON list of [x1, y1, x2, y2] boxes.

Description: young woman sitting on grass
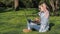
[[23, 2, 50, 33]]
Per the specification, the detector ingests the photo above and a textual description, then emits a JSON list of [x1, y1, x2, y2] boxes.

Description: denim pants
[[27, 22, 40, 31], [27, 19, 40, 31]]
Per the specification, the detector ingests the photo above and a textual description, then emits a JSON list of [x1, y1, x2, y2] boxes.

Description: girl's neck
[[44, 8, 48, 12], [40, 8, 48, 12]]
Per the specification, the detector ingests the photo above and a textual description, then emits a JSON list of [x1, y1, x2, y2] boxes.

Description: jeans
[[27, 19, 40, 31], [27, 18, 49, 32]]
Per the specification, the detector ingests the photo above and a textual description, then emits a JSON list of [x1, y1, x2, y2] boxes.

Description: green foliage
[[20, 0, 41, 8], [0, 0, 12, 4], [0, 0, 13, 8], [20, 0, 32, 8]]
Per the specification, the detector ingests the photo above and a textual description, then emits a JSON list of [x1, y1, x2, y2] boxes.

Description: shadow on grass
[[49, 23, 55, 31], [31, 23, 55, 31]]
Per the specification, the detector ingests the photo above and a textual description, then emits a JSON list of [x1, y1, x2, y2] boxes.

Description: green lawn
[[0, 9, 60, 34]]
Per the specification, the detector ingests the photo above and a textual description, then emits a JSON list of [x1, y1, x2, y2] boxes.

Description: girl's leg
[[27, 19, 40, 31], [39, 18, 49, 32], [27, 22, 40, 31], [30, 25, 40, 31], [27, 19, 32, 30], [27, 23, 31, 30]]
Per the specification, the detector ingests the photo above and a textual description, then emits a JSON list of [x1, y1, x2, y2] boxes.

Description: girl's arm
[[45, 11, 49, 18], [38, 12, 41, 16]]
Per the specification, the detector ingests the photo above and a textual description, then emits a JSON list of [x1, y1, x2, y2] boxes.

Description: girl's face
[[42, 3, 47, 9], [38, 3, 47, 12], [38, 5, 44, 11]]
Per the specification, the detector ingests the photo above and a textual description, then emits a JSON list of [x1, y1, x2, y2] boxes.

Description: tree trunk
[[54, 0, 59, 16], [55, 0, 59, 9], [14, 0, 19, 11], [49, 0, 55, 12]]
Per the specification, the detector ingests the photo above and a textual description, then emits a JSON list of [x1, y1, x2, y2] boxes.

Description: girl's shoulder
[[38, 12, 41, 14], [45, 10, 49, 13], [38, 12, 41, 16]]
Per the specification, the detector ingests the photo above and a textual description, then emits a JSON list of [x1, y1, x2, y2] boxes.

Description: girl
[[38, 2, 49, 32], [23, 2, 49, 32]]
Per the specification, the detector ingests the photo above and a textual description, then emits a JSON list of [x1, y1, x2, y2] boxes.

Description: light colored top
[[38, 11, 49, 32]]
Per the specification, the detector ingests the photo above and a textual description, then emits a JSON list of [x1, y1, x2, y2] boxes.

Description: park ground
[[0, 9, 60, 34]]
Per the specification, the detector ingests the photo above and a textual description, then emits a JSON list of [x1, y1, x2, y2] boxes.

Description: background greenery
[[0, 0, 60, 16]]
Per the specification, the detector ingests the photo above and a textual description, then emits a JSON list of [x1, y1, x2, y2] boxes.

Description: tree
[[49, 0, 59, 15], [0, 0, 13, 8], [14, 0, 19, 10]]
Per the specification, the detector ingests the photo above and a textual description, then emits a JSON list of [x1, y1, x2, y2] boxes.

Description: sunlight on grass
[[0, 9, 60, 34]]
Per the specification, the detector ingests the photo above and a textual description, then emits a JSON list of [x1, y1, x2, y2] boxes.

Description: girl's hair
[[39, 1, 45, 6], [38, 1, 50, 11]]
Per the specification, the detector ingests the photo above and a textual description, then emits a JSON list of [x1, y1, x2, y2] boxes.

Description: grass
[[0, 9, 60, 34]]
